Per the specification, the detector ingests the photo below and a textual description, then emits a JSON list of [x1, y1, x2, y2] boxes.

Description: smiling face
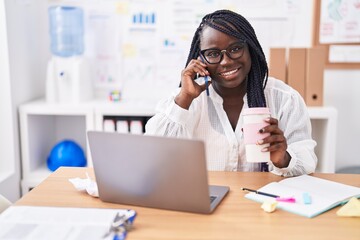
[[200, 26, 251, 95]]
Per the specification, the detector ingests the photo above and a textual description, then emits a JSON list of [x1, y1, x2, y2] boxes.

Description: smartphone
[[199, 55, 209, 96]]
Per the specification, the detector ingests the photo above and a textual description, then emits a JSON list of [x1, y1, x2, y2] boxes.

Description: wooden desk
[[16, 167, 360, 240]]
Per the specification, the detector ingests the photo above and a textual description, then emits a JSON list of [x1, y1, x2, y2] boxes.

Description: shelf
[[19, 99, 95, 115], [26, 163, 52, 180], [92, 99, 156, 131], [19, 101, 95, 193], [307, 106, 337, 173], [307, 106, 337, 119], [92, 99, 158, 116], [20, 163, 51, 193]]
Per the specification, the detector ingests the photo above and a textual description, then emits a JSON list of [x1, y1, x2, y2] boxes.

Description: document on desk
[[244, 175, 360, 218], [0, 206, 128, 240]]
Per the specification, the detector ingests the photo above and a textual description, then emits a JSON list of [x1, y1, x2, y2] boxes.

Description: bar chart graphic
[[132, 12, 156, 24], [163, 39, 175, 47]]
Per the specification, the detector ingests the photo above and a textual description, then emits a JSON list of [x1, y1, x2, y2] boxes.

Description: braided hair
[[186, 10, 268, 108]]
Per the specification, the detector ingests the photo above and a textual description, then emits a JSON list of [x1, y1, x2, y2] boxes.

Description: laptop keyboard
[[210, 196, 217, 203]]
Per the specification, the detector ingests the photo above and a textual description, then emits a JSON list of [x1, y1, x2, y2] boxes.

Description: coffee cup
[[242, 107, 271, 163]]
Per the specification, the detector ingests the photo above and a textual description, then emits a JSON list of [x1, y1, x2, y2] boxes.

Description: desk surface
[[16, 167, 360, 240]]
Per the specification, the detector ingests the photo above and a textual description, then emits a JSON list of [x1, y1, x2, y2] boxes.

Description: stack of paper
[[0, 206, 134, 239]]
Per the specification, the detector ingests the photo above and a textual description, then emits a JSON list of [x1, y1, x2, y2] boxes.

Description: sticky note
[[261, 200, 277, 213], [336, 197, 360, 217], [122, 44, 137, 57], [115, 2, 129, 14], [303, 192, 312, 204], [276, 197, 296, 203]]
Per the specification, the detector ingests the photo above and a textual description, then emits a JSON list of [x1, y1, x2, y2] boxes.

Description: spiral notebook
[[244, 175, 360, 218]]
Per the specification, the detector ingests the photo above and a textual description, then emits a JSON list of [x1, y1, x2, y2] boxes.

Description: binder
[[305, 47, 326, 106], [103, 119, 115, 132], [116, 120, 129, 133], [287, 48, 306, 99], [269, 48, 287, 82], [130, 120, 143, 134]]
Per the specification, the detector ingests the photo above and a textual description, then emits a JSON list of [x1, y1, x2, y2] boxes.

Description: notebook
[[244, 175, 360, 218], [87, 131, 229, 214]]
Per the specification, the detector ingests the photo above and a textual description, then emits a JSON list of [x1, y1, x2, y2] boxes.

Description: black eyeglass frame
[[200, 40, 247, 64]]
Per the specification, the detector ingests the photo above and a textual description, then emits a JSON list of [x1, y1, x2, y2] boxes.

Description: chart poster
[[319, 0, 360, 44]]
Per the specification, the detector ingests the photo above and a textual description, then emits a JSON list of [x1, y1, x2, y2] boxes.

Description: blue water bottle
[[48, 6, 84, 57]]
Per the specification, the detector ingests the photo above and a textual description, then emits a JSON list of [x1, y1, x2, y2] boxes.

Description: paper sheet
[[329, 45, 360, 63], [0, 206, 130, 240], [319, 0, 360, 44]]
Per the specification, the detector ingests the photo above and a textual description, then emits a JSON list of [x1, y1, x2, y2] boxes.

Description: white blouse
[[145, 77, 317, 176]]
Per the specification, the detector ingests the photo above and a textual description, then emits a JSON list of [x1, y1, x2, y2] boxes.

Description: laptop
[[87, 131, 229, 214]]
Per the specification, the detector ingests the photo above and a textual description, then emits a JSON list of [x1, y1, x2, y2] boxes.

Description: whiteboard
[[60, 0, 314, 100]]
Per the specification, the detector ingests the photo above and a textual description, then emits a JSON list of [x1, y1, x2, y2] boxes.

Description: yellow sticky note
[[261, 200, 277, 213], [115, 1, 129, 15], [336, 197, 360, 217], [122, 44, 137, 58]]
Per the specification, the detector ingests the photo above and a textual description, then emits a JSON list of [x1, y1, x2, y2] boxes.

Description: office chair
[[0, 194, 11, 214]]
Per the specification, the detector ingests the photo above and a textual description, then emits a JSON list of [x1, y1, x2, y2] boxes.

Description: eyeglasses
[[200, 41, 247, 64]]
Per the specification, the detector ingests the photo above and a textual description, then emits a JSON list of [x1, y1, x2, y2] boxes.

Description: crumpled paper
[[69, 172, 99, 197], [336, 197, 360, 217]]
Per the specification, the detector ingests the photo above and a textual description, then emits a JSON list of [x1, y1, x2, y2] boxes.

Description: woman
[[145, 10, 317, 176]]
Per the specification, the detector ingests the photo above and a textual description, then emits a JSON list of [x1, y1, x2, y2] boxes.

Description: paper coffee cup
[[242, 107, 271, 163]]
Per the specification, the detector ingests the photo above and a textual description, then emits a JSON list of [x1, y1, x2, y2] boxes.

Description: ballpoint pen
[[241, 187, 280, 198]]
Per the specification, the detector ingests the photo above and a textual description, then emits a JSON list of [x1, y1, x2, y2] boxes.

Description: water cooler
[[46, 6, 92, 103]]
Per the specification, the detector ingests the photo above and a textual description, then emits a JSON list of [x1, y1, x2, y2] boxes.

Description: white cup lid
[[242, 107, 270, 116]]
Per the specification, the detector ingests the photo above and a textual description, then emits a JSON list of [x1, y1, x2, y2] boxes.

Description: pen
[[199, 55, 209, 96], [241, 187, 280, 198]]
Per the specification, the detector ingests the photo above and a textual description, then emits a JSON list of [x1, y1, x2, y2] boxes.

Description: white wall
[[324, 70, 360, 171], [5, 0, 49, 100], [0, 0, 18, 202], [0, 0, 49, 201]]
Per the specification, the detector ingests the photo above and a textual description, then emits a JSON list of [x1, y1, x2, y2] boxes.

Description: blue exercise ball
[[47, 140, 87, 171]]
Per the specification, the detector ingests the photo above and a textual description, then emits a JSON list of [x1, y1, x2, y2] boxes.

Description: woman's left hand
[[257, 117, 291, 168]]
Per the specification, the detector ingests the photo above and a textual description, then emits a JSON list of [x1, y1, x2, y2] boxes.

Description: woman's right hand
[[175, 59, 210, 109]]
